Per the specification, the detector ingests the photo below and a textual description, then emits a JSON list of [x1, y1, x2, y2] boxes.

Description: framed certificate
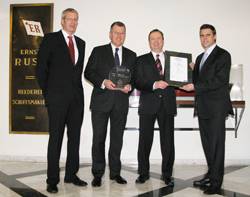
[[164, 51, 192, 87]]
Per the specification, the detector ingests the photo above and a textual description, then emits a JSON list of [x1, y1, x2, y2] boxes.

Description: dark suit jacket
[[84, 44, 136, 113], [135, 52, 177, 115], [193, 45, 233, 118], [36, 30, 85, 107]]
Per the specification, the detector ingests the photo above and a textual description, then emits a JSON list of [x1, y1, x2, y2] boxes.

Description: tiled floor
[[0, 161, 249, 197]]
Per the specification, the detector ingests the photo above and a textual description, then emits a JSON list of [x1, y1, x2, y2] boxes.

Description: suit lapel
[[199, 46, 218, 74], [193, 54, 202, 80], [75, 36, 82, 66], [193, 52, 205, 83], [121, 47, 127, 67], [107, 44, 116, 69], [148, 52, 160, 77], [196, 53, 203, 71], [58, 30, 69, 53]]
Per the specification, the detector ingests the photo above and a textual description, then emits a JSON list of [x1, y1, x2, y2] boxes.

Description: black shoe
[[64, 176, 88, 187], [135, 175, 149, 184], [203, 186, 221, 195], [193, 177, 210, 187], [163, 177, 174, 187], [92, 177, 102, 187], [110, 175, 127, 184], [46, 184, 58, 193]]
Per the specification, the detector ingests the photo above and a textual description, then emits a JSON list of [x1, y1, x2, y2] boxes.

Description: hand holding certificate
[[154, 80, 168, 89], [164, 51, 192, 87], [179, 83, 194, 92]]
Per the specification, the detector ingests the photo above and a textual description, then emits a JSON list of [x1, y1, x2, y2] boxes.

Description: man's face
[[149, 32, 164, 53], [61, 11, 78, 35], [200, 28, 216, 49], [109, 25, 126, 47]]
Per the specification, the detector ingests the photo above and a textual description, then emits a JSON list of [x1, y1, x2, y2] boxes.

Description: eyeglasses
[[111, 31, 126, 36], [64, 18, 78, 22]]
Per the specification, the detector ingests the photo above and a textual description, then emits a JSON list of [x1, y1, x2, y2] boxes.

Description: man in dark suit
[[135, 29, 176, 186], [36, 8, 87, 193], [84, 21, 136, 187], [181, 24, 233, 195]]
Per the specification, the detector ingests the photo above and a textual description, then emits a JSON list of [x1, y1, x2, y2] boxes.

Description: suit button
[[159, 95, 162, 98]]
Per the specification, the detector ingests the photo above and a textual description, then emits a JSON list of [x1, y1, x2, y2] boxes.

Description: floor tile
[[0, 161, 249, 197], [165, 187, 222, 197], [223, 166, 250, 195], [18, 166, 166, 197], [0, 183, 21, 197], [150, 164, 207, 180], [0, 161, 47, 175]]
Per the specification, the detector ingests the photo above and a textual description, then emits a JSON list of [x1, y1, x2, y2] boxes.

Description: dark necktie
[[68, 36, 75, 64], [155, 54, 163, 76], [115, 48, 120, 66]]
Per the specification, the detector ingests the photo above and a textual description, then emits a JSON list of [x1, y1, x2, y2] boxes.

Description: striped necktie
[[155, 54, 163, 76]]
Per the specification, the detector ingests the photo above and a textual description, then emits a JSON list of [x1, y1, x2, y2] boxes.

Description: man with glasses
[[84, 21, 136, 187], [37, 8, 87, 193]]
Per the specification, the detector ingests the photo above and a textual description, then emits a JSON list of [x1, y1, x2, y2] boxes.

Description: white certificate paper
[[170, 56, 188, 82]]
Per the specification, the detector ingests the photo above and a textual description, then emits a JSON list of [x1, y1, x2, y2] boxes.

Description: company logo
[[22, 20, 44, 37]]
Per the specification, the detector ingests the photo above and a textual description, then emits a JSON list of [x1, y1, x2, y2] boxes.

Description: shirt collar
[[110, 42, 122, 53], [151, 51, 164, 59], [61, 29, 75, 40], [204, 43, 216, 56]]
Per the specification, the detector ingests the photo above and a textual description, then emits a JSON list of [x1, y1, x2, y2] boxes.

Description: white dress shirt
[[61, 29, 79, 64], [111, 42, 123, 65]]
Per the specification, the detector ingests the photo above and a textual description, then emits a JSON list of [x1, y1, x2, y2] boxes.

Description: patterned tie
[[199, 52, 208, 71], [68, 36, 75, 64], [115, 48, 120, 66], [155, 54, 163, 76]]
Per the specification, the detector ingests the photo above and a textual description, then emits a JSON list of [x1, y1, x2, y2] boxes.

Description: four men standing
[[37, 7, 232, 195]]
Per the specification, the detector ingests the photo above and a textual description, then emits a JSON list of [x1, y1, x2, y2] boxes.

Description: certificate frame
[[164, 51, 192, 87]]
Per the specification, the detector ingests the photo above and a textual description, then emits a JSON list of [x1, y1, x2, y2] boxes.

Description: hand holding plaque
[[109, 66, 131, 90]]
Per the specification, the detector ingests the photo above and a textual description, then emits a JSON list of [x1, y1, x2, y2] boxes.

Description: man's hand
[[120, 84, 131, 94], [180, 83, 194, 91], [104, 79, 116, 90], [189, 62, 195, 70], [154, 80, 168, 89]]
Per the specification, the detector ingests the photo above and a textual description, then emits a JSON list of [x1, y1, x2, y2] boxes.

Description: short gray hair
[[61, 8, 78, 20]]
